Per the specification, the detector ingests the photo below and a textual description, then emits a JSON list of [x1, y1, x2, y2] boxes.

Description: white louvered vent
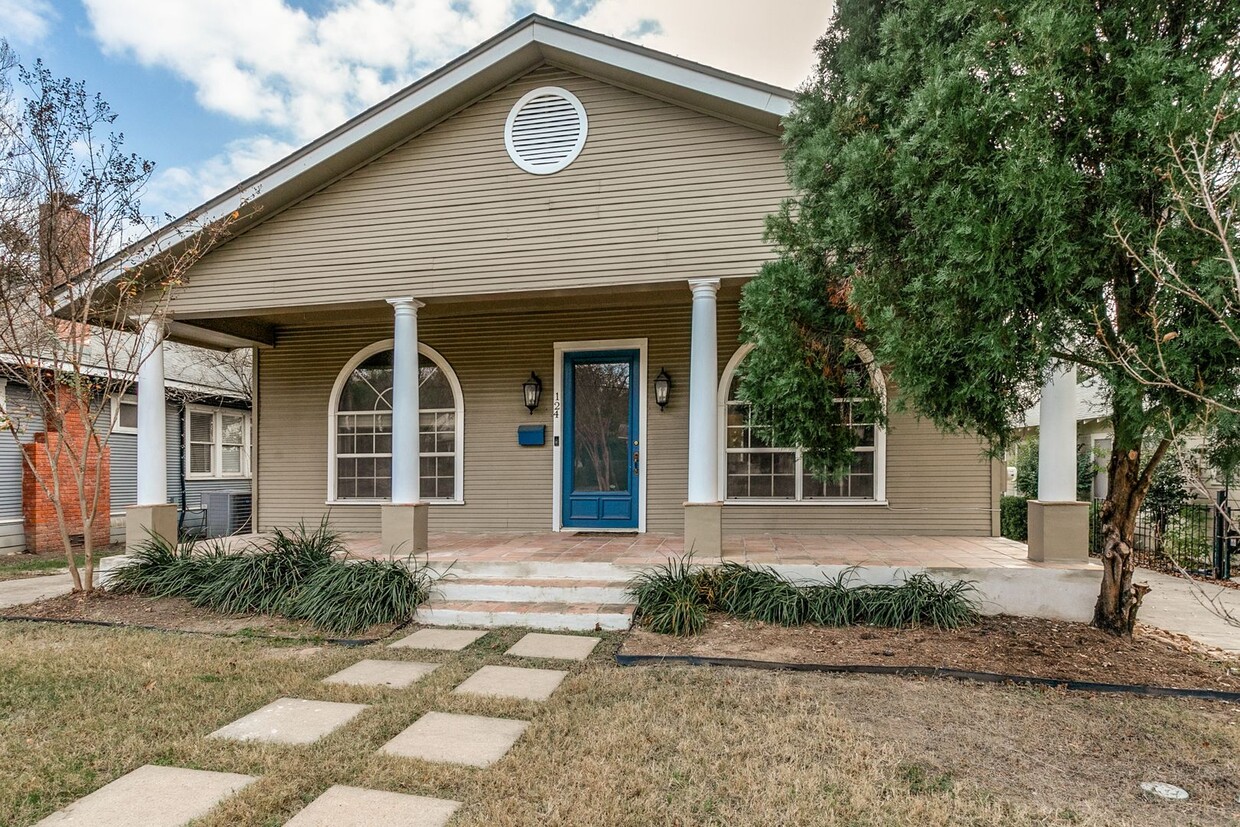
[[504, 86, 588, 175]]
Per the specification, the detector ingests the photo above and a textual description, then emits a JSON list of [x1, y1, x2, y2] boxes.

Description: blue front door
[[562, 350, 639, 529]]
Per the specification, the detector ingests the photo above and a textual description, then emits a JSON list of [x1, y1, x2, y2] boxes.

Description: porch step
[[430, 560, 638, 582], [418, 600, 635, 632], [436, 577, 631, 604]]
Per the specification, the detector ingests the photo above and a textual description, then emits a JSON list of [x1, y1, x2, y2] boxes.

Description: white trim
[[184, 403, 252, 481], [504, 86, 589, 175], [717, 341, 888, 504], [552, 338, 648, 533], [109, 394, 139, 435], [327, 339, 465, 504]]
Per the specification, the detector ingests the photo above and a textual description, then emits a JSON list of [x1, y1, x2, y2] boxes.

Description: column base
[[1027, 500, 1089, 562], [683, 502, 723, 559], [125, 504, 178, 552], [381, 503, 429, 555]]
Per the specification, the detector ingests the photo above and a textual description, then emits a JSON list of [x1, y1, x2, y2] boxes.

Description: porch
[[326, 530, 1101, 630]]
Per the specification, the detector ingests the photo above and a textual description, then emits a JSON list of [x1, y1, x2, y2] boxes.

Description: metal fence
[[1090, 493, 1236, 580]]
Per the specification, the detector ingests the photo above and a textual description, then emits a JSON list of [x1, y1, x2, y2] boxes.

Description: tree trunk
[[1092, 433, 1169, 635]]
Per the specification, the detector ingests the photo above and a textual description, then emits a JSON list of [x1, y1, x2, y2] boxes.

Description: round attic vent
[[504, 87, 588, 175]]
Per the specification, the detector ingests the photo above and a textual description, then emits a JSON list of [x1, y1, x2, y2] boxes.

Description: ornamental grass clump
[[285, 557, 436, 636], [108, 517, 436, 634], [628, 557, 979, 636]]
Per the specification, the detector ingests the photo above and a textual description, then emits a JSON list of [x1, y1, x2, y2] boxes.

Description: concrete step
[[436, 577, 632, 605], [426, 559, 638, 582], [418, 600, 635, 632]]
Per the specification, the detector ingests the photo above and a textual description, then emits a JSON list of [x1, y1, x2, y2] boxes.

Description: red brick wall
[[21, 396, 110, 554]]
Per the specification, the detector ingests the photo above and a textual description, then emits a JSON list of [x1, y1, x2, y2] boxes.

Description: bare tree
[[0, 42, 242, 593]]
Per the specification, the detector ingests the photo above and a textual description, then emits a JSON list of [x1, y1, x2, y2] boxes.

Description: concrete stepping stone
[[321, 659, 440, 688], [505, 632, 601, 661], [209, 697, 367, 745], [389, 628, 487, 651], [284, 785, 460, 827], [380, 711, 529, 767], [34, 764, 257, 827], [452, 665, 567, 701]]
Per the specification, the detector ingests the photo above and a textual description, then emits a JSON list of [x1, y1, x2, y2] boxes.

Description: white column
[[1037, 363, 1078, 502], [687, 278, 720, 503], [136, 318, 167, 505], [387, 297, 423, 504]]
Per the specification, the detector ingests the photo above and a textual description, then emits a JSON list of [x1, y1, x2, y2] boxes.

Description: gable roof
[[60, 15, 795, 320]]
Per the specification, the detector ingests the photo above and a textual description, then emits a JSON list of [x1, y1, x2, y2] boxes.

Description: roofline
[[58, 14, 796, 310]]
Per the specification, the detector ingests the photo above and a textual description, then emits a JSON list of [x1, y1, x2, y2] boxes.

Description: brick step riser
[[418, 607, 633, 632], [434, 582, 633, 604]]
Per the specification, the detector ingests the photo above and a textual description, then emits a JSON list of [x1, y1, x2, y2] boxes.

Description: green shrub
[[109, 517, 437, 635], [627, 557, 979, 636], [285, 558, 435, 636], [1000, 495, 1029, 542], [1162, 507, 1211, 570]]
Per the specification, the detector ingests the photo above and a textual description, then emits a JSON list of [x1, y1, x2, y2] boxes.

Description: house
[[72, 16, 1062, 568], [0, 342, 252, 554]]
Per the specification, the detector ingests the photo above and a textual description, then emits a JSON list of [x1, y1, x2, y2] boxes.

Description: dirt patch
[[0, 590, 402, 641], [622, 613, 1240, 691]]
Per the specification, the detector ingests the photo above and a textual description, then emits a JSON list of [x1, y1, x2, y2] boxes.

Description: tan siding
[[257, 298, 994, 537], [715, 304, 995, 536], [171, 66, 790, 316]]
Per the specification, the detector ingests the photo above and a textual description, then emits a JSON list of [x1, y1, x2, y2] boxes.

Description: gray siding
[[256, 295, 995, 537], [169, 65, 790, 316], [0, 385, 44, 521]]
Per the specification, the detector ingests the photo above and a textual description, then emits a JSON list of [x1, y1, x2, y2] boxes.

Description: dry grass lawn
[[1, 621, 1239, 826]]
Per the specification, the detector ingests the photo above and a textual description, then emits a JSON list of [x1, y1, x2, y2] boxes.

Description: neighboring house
[[1015, 374, 1226, 501], [76, 16, 1009, 554], [0, 343, 251, 553]]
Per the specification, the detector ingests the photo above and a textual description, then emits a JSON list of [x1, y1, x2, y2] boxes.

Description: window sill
[[324, 499, 465, 507], [112, 428, 138, 436], [724, 499, 889, 507], [186, 474, 253, 482]]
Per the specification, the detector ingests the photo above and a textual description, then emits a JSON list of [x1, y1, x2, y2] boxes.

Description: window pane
[[189, 411, 213, 443], [420, 364, 454, 409], [220, 413, 245, 446], [118, 401, 138, 429], [340, 350, 394, 412], [190, 443, 213, 475], [221, 445, 242, 474]]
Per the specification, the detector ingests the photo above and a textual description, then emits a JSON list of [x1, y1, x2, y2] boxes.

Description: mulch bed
[[0, 590, 403, 642], [622, 613, 1240, 692]]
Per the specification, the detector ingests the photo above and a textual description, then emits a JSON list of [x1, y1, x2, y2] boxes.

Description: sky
[[0, 1, 832, 220]]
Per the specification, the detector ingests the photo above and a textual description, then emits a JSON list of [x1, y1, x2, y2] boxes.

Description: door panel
[[563, 350, 639, 529]]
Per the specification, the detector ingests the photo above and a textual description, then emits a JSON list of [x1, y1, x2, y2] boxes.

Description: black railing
[[1090, 494, 1236, 580]]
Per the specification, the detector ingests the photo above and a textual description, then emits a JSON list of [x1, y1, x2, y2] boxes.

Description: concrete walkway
[[1138, 568, 1240, 654], [0, 574, 80, 610]]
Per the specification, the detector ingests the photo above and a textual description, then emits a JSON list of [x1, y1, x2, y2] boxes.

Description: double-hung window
[[186, 406, 251, 479]]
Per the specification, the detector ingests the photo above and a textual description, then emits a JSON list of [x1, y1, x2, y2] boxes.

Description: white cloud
[[144, 134, 296, 219], [0, 0, 56, 44]]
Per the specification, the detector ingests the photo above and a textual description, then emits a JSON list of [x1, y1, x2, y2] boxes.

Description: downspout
[[177, 398, 187, 537]]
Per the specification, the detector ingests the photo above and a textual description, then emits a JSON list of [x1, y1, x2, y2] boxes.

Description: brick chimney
[[38, 193, 92, 290]]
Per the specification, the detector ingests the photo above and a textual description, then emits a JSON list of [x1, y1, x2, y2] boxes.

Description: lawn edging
[[0, 613, 399, 647], [615, 652, 1240, 703]]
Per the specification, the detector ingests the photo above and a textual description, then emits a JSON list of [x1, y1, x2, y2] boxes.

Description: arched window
[[718, 343, 886, 502], [329, 341, 464, 503]]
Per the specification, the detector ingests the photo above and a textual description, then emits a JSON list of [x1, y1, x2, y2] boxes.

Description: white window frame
[[110, 394, 139, 435], [185, 404, 252, 480], [717, 342, 888, 505], [326, 339, 465, 505]]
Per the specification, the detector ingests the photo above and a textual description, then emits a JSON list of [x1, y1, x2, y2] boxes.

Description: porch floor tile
[[321, 660, 440, 689], [452, 665, 567, 701], [284, 785, 460, 827], [208, 698, 367, 745], [33, 765, 257, 827], [380, 711, 529, 767], [388, 628, 488, 651], [505, 632, 601, 661]]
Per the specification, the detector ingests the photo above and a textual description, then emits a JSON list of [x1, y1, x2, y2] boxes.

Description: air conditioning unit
[[202, 490, 253, 538]]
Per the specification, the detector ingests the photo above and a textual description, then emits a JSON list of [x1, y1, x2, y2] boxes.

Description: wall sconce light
[[654, 367, 671, 411], [523, 371, 542, 414]]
